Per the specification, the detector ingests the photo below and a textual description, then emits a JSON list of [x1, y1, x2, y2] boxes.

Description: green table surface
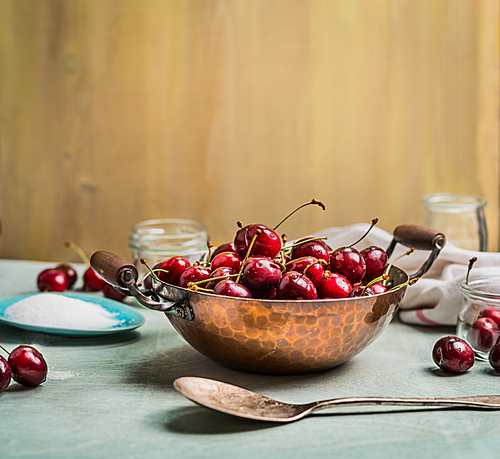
[[1, 259, 499, 459]]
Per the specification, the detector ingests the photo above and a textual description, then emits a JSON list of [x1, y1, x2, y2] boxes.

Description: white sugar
[[4, 293, 125, 330], [48, 369, 78, 380]]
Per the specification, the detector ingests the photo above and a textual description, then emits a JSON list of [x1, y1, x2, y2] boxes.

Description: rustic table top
[[1, 259, 499, 459]]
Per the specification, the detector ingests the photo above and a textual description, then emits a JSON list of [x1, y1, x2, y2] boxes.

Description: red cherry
[[432, 336, 474, 374], [0, 355, 11, 393], [8, 345, 48, 386], [360, 246, 388, 282], [348, 284, 375, 297], [213, 279, 253, 298], [156, 256, 191, 286], [179, 265, 211, 288], [349, 281, 387, 297], [330, 247, 366, 285], [370, 282, 388, 295], [285, 256, 325, 287], [234, 224, 281, 259], [206, 267, 237, 289], [211, 251, 243, 272], [254, 288, 277, 300], [142, 274, 153, 289], [489, 341, 500, 371], [211, 242, 237, 259], [290, 238, 330, 264], [37, 268, 68, 292], [83, 267, 105, 291], [480, 308, 500, 327], [55, 263, 78, 289], [467, 317, 499, 352], [317, 272, 352, 299], [276, 271, 318, 300], [241, 257, 282, 292], [102, 282, 126, 302]]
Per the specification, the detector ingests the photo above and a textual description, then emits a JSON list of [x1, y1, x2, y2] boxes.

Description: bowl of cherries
[[91, 201, 446, 375]]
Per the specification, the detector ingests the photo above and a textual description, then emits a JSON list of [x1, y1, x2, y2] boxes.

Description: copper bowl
[[91, 224, 445, 375]]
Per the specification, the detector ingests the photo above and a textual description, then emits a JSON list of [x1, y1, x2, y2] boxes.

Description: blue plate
[[0, 292, 145, 337]]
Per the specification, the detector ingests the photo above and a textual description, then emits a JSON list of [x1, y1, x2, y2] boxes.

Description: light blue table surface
[[1, 259, 499, 459]]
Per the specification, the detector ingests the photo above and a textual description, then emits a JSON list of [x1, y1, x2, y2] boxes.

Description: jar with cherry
[[457, 276, 500, 361]]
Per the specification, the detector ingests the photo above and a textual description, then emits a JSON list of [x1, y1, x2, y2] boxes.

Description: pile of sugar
[[4, 293, 125, 330]]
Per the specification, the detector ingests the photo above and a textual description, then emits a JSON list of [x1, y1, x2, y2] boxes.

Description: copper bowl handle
[[89, 251, 195, 321], [386, 224, 446, 280]]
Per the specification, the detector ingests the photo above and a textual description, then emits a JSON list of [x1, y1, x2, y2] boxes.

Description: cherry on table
[[102, 282, 126, 302], [489, 340, 500, 371], [37, 268, 68, 292], [0, 345, 48, 387], [83, 267, 105, 291], [55, 263, 77, 289], [432, 336, 474, 374], [0, 355, 11, 393]]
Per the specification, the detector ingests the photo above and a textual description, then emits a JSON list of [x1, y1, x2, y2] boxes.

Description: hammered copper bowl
[[90, 224, 444, 375], [152, 268, 407, 375]]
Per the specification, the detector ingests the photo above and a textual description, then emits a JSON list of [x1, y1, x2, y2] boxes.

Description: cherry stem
[[383, 247, 415, 282], [140, 259, 161, 282], [273, 199, 326, 231], [388, 277, 419, 292], [347, 218, 379, 248], [187, 273, 238, 287], [188, 285, 214, 293], [290, 237, 328, 250], [0, 344, 11, 355], [65, 241, 90, 265], [466, 257, 477, 286], [236, 228, 262, 284], [202, 242, 213, 265]]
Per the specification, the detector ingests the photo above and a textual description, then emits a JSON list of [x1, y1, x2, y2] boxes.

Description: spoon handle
[[313, 395, 500, 412]]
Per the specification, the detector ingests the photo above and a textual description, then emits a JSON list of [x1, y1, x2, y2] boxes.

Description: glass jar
[[129, 219, 209, 279], [457, 277, 500, 360], [421, 193, 487, 251]]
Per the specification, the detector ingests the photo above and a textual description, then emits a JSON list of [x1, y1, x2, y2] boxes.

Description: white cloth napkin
[[308, 223, 500, 326]]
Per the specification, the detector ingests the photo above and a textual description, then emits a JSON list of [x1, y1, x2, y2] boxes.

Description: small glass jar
[[129, 219, 209, 279], [457, 277, 500, 360], [421, 193, 488, 251]]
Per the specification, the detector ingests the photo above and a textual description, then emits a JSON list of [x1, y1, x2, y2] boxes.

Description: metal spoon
[[174, 376, 500, 423]]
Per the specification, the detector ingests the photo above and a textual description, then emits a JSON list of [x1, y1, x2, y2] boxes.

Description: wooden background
[[0, 0, 499, 263]]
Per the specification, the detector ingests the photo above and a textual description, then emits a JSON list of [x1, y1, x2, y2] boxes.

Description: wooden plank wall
[[0, 0, 498, 263]]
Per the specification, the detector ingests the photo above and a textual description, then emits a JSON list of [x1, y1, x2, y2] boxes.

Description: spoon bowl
[[174, 376, 500, 423]]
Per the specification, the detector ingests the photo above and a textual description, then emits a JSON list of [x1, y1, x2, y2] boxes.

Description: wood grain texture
[[0, 0, 498, 262]]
